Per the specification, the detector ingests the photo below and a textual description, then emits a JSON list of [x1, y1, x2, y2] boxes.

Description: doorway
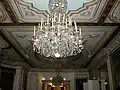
[[42, 80, 70, 90], [76, 78, 87, 90]]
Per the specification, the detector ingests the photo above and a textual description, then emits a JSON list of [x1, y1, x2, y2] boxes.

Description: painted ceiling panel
[[0, 26, 116, 68], [0, 2, 12, 23], [23, 0, 91, 11], [5, 0, 108, 22]]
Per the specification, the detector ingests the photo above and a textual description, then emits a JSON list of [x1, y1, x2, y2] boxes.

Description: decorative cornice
[[1, 60, 30, 69], [30, 68, 88, 72]]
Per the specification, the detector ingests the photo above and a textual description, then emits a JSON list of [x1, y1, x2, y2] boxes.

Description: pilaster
[[13, 67, 24, 90]]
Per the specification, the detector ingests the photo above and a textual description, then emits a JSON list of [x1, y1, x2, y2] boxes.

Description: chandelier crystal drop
[[33, 0, 84, 58]]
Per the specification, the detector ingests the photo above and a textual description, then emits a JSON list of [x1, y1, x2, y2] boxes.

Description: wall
[[27, 71, 88, 90]]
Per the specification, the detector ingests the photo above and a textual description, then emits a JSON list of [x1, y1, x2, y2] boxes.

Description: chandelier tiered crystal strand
[[33, 0, 84, 58]]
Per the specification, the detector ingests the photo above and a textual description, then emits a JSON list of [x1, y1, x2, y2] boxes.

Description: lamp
[[33, 0, 84, 58], [52, 73, 64, 86]]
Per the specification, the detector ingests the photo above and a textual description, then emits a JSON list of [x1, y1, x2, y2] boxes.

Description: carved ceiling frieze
[[105, 0, 120, 23], [6, 0, 108, 23], [0, 2, 12, 23]]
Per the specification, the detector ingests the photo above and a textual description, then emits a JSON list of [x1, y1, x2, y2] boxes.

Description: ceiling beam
[[0, 23, 119, 26], [1, 0, 19, 24], [97, 0, 117, 24]]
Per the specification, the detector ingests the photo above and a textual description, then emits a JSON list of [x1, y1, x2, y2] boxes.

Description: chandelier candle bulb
[[69, 16, 72, 25], [52, 18, 54, 27], [34, 26, 35, 36], [63, 14, 65, 24], [80, 28, 82, 37], [66, 18, 68, 28], [47, 15, 49, 24], [38, 23, 40, 28], [41, 19, 43, 30], [54, 13, 56, 22], [59, 13, 61, 23], [58, 25, 60, 32], [50, 78, 52, 80], [74, 20, 77, 32]]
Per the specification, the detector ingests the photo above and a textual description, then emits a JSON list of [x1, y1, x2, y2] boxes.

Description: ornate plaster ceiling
[[0, 0, 120, 69], [0, 0, 119, 23]]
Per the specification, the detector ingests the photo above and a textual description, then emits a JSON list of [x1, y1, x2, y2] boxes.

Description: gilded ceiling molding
[[67, 0, 109, 22], [105, 0, 120, 23]]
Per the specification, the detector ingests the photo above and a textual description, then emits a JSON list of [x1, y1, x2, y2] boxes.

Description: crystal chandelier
[[33, 0, 84, 58]]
